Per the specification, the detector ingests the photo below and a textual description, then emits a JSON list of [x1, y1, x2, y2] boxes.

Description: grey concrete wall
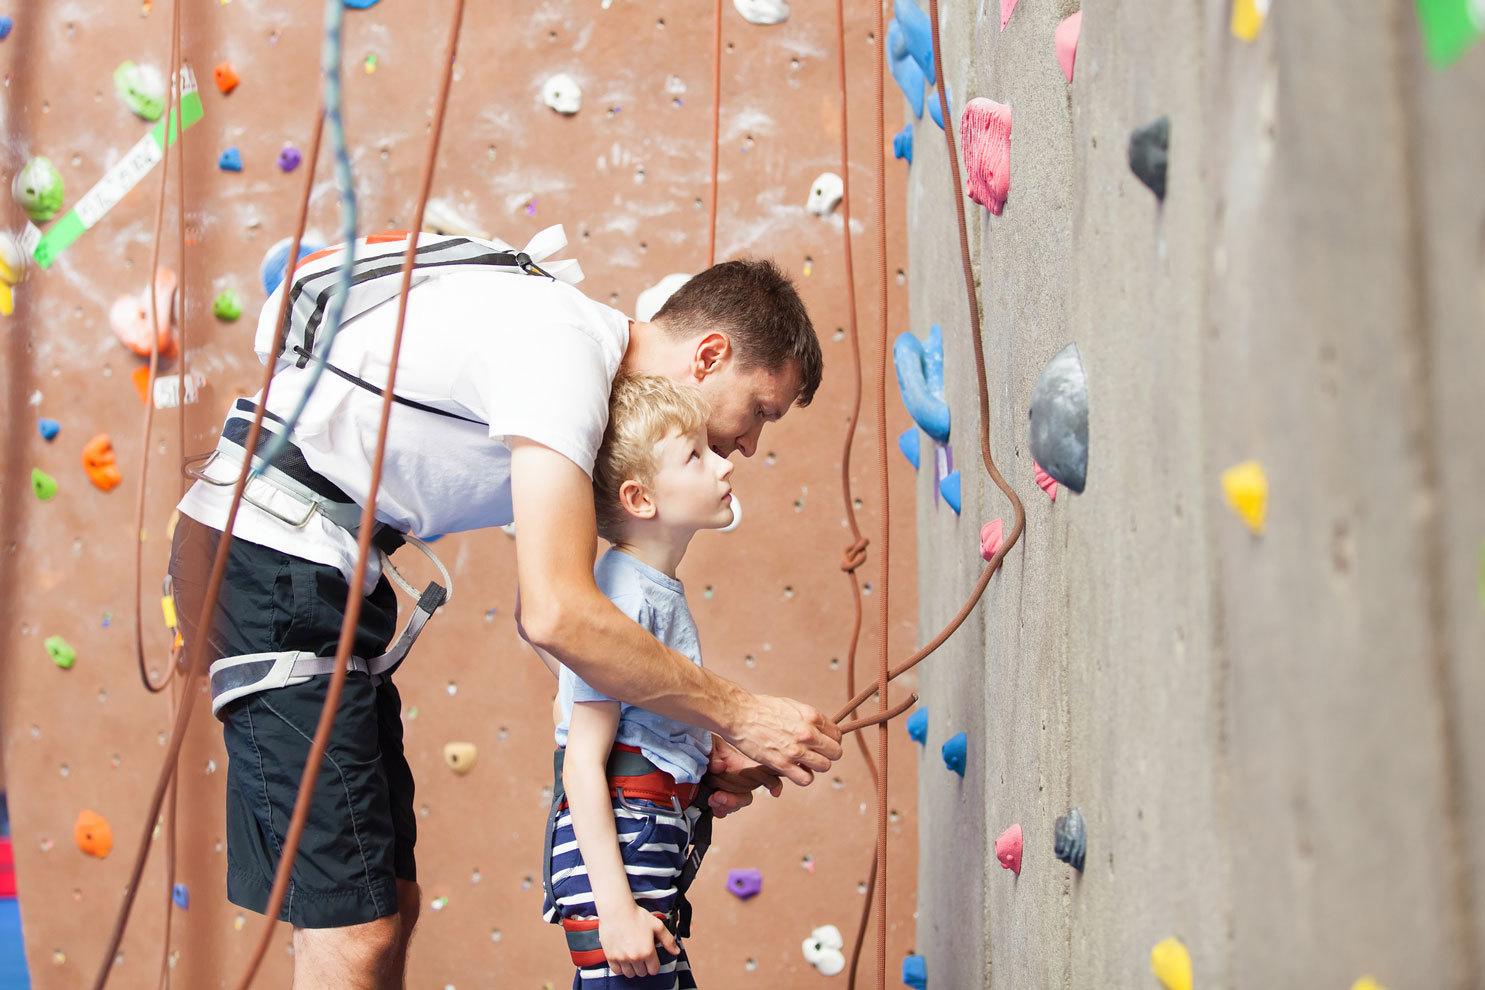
[[906, 2, 1484, 987]]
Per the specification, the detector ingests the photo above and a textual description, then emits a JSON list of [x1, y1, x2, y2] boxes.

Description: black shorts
[[168, 514, 416, 929]]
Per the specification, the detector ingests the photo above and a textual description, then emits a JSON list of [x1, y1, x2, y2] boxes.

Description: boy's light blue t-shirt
[[555, 548, 713, 785]]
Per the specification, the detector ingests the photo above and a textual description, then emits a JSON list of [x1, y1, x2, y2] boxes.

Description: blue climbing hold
[[941, 731, 967, 776], [898, 428, 921, 470], [172, 883, 189, 909], [892, 0, 935, 84], [218, 146, 243, 172], [893, 324, 950, 442], [0, 17, 13, 41], [38, 418, 60, 441], [260, 236, 324, 296], [887, 21, 927, 119], [939, 470, 961, 514], [893, 123, 914, 165], [343, 0, 383, 8], [902, 953, 927, 989], [927, 85, 947, 130], [906, 708, 928, 745]]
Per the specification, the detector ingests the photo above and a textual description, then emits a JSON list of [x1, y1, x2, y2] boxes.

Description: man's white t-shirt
[[177, 269, 630, 590]]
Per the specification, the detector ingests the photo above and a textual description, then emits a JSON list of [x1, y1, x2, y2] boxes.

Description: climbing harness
[[541, 745, 714, 967], [183, 399, 453, 716]]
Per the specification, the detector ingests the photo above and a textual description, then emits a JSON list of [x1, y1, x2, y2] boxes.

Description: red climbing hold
[[979, 518, 1004, 561], [960, 98, 1012, 216], [999, 0, 1019, 31], [995, 823, 1023, 875], [1055, 11, 1082, 83], [1033, 460, 1058, 501]]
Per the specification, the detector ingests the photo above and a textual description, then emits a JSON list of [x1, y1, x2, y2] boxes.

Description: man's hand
[[704, 737, 783, 818], [727, 694, 842, 786]]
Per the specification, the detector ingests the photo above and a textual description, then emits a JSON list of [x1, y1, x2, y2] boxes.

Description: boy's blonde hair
[[593, 374, 711, 542]]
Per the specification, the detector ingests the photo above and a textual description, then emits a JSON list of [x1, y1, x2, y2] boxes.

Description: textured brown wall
[[0, 1, 922, 986]]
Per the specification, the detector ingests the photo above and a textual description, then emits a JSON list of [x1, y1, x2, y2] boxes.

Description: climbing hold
[[73, 810, 113, 859], [1230, 0, 1268, 41], [217, 147, 244, 172], [114, 61, 166, 121], [940, 471, 961, 514], [1417, 0, 1483, 66], [979, 518, 1003, 561], [109, 267, 177, 358], [1221, 460, 1267, 534], [636, 273, 692, 322], [1055, 11, 1082, 82], [902, 954, 927, 989], [344, 0, 383, 8], [733, 0, 790, 26], [1033, 461, 1058, 501], [154, 371, 205, 410], [995, 824, 1023, 875], [542, 73, 583, 115], [1350, 978, 1387, 990], [892, 0, 936, 83], [800, 924, 845, 977], [0, 17, 11, 40], [82, 434, 123, 492], [960, 98, 1012, 216], [1128, 116, 1170, 201], [260, 236, 323, 295], [12, 156, 65, 224], [213, 289, 242, 321], [727, 867, 763, 900], [898, 428, 921, 470], [906, 707, 928, 745], [999, 0, 1019, 31], [422, 200, 491, 239], [277, 145, 303, 172], [1053, 807, 1086, 871], [213, 61, 240, 94], [927, 87, 946, 129], [130, 366, 152, 404], [893, 123, 914, 164], [44, 635, 76, 669], [1028, 343, 1089, 494], [941, 731, 967, 776], [0, 230, 26, 316], [172, 883, 189, 909], [38, 418, 60, 441], [887, 20, 928, 119], [442, 741, 478, 775], [806, 172, 845, 216], [892, 324, 950, 442], [31, 467, 59, 501], [1150, 936, 1193, 990], [161, 594, 178, 630]]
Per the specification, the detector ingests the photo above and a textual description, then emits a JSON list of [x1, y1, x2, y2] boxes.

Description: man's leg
[[389, 879, 422, 986], [292, 916, 402, 990]]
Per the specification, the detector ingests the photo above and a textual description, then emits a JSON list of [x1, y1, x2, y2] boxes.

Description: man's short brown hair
[[652, 257, 823, 406]]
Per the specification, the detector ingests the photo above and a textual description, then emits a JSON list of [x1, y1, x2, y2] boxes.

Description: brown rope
[[231, 3, 468, 984], [707, 0, 723, 267]]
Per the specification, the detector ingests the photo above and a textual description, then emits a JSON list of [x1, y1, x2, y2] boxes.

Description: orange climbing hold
[[74, 809, 114, 859], [82, 434, 123, 492], [213, 61, 240, 94]]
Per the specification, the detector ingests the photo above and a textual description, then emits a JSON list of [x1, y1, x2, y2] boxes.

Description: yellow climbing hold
[[1221, 460, 1267, 534], [1230, 0, 1267, 41], [1350, 979, 1386, 990], [443, 741, 478, 775], [1150, 936, 1192, 990], [160, 594, 178, 630]]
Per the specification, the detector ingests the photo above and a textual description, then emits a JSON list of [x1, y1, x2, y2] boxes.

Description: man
[[167, 226, 842, 989]]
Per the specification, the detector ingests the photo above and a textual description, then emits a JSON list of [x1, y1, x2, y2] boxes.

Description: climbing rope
[[707, 0, 723, 267]]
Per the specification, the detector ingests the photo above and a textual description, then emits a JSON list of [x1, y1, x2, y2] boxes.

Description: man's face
[[695, 360, 801, 459]]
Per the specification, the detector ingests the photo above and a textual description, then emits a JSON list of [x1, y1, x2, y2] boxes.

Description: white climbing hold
[[733, 0, 790, 25], [801, 924, 845, 976], [542, 73, 583, 115], [636, 273, 692, 321], [806, 172, 845, 216], [422, 200, 490, 239], [719, 494, 743, 533]]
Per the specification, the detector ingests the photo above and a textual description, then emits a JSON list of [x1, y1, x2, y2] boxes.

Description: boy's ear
[[618, 478, 657, 521]]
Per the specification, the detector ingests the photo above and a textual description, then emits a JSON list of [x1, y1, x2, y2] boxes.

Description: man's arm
[[510, 438, 842, 786]]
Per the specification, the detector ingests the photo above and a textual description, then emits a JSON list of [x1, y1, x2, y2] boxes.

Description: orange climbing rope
[[707, 0, 723, 268]]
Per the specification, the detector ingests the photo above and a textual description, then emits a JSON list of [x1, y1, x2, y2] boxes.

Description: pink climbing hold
[[1033, 460, 1058, 501], [979, 518, 1004, 561], [960, 98, 1012, 216], [999, 0, 1019, 31], [1055, 11, 1082, 83], [995, 823, 1023, 875]]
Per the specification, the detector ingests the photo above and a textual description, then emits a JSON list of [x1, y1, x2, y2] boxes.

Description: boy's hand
[[705, 737, 784, 818], [598, 902, 681, 979]]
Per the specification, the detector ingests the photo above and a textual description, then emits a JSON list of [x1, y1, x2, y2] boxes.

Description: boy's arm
[[510, 439, 843, 785]]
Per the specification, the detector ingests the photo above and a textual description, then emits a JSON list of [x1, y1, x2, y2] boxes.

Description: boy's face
[[646, 426, 737, 532]]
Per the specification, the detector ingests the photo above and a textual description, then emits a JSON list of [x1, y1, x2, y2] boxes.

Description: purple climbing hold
[[218, 146, 243, 172], [38, 418, 60, 441], [727, 867, 763, 900], [893, 123, 914, 165], [277, 145, 303, 172]]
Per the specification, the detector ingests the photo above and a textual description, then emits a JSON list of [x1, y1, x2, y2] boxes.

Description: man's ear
[[618, 478, 657, 521], [691, 332, 731, 382]]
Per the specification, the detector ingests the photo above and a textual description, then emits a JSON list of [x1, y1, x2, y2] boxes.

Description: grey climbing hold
[[1053, 807, 1086, 872], [1128, 116, 1169, 201], [1028, 343, 1088, 494]]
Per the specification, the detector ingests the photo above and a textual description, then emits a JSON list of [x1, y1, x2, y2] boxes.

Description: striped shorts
[[542, 793, 703, 989]]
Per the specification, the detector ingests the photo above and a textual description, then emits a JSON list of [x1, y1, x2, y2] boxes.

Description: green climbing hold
[[31, 467, 59, 501], [44, 635, 76, 670], [12, 157, 65, 224], [1416, 0, 1483, 67], [213, 289, 242, 321], [113, 61, 167, 121]]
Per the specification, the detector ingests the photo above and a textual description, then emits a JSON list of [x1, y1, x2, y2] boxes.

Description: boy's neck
[[613, 525, 695, 580]]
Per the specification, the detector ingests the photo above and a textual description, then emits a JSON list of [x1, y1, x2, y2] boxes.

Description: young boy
[[538, 374, 738, 989]]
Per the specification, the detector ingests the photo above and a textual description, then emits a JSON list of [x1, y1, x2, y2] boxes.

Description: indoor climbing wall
[[899, 1, 1484, 988], [0, 1, 923, 987]]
